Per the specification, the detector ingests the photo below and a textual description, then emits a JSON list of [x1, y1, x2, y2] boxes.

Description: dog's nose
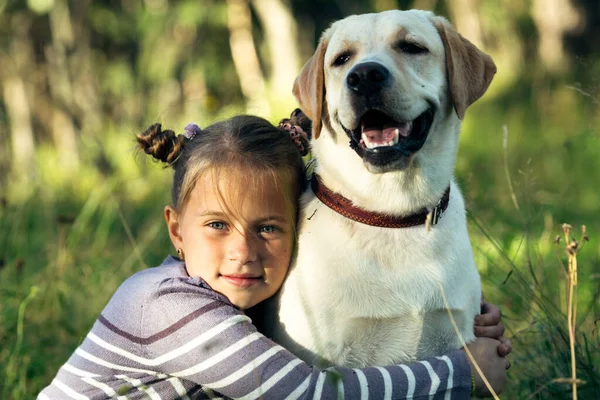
[[346, 62, 390, 95]]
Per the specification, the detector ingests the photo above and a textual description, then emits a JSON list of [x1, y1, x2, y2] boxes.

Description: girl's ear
[[164, 205, 183, 250]]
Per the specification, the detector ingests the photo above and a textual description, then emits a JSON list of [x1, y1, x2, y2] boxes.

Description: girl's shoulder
[[98, 256, 241, 342], [114, 256, 231, 307]]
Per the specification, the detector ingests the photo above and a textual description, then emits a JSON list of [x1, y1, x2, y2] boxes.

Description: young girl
[[39, 115, 509, 399]]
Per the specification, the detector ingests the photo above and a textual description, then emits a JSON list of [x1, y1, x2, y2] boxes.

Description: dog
[[268, 9, 496, 368]]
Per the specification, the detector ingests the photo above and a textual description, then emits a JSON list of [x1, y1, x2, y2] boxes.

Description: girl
[[39, 115, 509, 399]]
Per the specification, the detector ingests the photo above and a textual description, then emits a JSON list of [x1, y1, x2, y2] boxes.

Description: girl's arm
[[136, 278, 473, 399]]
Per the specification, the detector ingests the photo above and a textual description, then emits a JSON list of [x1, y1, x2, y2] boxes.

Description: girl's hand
[[474, 301, 513, 357], [465, 337, 509, 397]]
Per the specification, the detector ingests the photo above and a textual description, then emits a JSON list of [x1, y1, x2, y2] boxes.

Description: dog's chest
[[275, 191, 481, 367], [297, 200, 467, 314]]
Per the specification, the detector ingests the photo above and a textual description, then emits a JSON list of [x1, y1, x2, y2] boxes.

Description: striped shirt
[[38, 256, 472, 399]]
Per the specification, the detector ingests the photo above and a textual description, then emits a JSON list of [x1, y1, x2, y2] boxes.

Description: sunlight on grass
[[2, 99, 599, 397], [1, 1, 599, 397]]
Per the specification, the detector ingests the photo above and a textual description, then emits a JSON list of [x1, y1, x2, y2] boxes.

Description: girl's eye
[[208, 221, 227, 230], [259, 225, 277, 234]]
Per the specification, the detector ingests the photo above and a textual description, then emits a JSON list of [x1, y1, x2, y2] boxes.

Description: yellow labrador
[[270, 10, 496, 368]]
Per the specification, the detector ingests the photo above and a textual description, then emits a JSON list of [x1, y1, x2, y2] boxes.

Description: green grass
[[1, 95, 599, 398], [469, 216, 599, 399]]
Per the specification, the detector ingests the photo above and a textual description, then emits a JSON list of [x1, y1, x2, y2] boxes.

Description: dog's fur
[[269, 10, 496, 368]]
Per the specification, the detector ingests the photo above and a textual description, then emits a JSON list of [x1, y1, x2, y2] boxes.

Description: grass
[[470, 216, 599, 399], [559, 223, 586, 400], [2, 163, 599, 399], [0, 168, 172, 398], [1, 95, 599, 398]]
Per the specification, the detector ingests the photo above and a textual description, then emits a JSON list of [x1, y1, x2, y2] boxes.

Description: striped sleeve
[[38, 266, 472, 399], [124, 278, 471, 398]]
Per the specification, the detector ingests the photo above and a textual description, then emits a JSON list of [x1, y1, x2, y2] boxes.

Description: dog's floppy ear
[[293, 32, 329, 139], [435, 18, 496, 120]]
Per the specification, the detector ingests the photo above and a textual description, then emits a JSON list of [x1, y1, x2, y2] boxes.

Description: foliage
[[0, 0, 599, 398]]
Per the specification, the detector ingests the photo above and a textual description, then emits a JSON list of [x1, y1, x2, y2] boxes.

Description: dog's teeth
[[362, 132, 401, 148], [392, 132, 399, 145], [362, 133, 373, 148]]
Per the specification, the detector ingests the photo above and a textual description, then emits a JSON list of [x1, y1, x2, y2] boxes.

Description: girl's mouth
[[220, 274, 263, 288]]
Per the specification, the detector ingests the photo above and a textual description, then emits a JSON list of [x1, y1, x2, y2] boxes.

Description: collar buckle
[[430, 202, 443, 225]]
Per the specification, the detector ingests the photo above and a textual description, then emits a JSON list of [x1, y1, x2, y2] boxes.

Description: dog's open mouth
[[342, 108, 434, 170]]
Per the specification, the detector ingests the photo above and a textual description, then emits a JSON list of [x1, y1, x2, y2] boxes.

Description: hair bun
[[289, 108, 312, 140], [136, 123, 185, 165], [279, 108, 312, 156]]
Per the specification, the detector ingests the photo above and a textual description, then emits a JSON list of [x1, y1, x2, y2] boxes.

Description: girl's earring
[[177, 248, 185, 261]]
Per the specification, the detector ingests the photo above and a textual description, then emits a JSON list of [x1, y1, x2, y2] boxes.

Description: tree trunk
[[69, 0, 103, 139], [183, 70, 208, 121], [447, 0, 483, 48], [46, 0, 79, 168], [4, 77, 36, 177], [226, 0, 271, 116], [2, 14, 36, 179], [251, 0, 300, 102], [532, 0, 582, 73]]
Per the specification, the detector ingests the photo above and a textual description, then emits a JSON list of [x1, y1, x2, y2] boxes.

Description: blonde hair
[[136, 115, 306, 225]]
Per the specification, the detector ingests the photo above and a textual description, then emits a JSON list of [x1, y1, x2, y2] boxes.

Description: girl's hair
[[136, 115, 306, 222]]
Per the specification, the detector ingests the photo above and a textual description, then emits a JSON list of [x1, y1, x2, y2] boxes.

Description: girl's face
[[165, 170, 296, 310]]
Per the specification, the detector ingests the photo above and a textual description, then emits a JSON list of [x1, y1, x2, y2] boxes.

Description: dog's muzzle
[[342, 109, 434, 171], [339, 62, 435, 173]]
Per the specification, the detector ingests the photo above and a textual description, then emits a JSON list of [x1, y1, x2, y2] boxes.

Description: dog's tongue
[[362, 118, 412, 145], [362, 126, 393, 144]]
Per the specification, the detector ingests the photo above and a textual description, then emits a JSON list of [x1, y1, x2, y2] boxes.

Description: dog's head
[[294, 10, 496, 175]]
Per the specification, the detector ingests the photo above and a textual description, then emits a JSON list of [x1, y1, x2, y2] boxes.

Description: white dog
[[269, 9, 496, 368]]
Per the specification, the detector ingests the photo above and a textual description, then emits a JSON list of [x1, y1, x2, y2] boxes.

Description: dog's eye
[[333, 53, 352, 66], [398, 42, 428, 55]]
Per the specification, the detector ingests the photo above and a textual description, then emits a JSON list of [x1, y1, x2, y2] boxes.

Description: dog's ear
[[435, 18, 496, 120], [293, 32, 329, 139]]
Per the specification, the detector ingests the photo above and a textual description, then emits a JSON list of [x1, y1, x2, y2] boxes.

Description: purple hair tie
[[183, 123, 201, 140]]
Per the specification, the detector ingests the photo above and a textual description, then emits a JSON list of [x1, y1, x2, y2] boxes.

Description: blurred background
[[0, 0, 598, 398]]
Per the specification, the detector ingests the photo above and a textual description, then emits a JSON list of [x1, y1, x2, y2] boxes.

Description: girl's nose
[[228, 231, 258, 264]]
